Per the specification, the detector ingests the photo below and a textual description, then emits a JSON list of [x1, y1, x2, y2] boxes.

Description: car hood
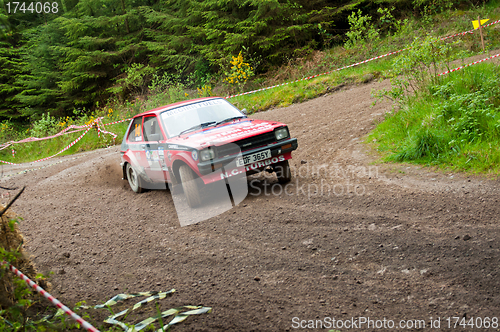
[[167, 119, 283, 149]]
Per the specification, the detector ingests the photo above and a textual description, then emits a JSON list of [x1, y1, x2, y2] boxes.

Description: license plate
[[236, 149, 271, 167]]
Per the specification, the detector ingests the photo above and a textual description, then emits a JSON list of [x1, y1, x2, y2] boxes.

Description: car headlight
[[275, 127, 289, 141], [200, 148, 215, 162]]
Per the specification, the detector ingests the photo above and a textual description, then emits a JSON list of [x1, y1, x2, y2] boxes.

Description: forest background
[[0, 0, 491, 119]]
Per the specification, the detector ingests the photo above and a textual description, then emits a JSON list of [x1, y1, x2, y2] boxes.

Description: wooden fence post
[[478, 16, 485, 52]]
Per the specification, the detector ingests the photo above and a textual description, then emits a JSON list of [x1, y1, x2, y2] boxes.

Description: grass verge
[[368, 62, 500, 175]]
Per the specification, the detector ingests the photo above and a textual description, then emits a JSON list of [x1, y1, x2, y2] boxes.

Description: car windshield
[[160, 99, 246, 137]]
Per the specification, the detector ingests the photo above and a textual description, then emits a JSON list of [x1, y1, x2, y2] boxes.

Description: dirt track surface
[[2, 76, 500, 331]]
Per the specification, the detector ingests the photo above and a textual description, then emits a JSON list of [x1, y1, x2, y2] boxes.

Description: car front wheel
[[275, 160, 292, 183], [179, 165, 201, 208], [126, 163, 145, 193]]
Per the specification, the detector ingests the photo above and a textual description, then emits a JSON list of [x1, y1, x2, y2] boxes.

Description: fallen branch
[[0, 186, 25, 217]]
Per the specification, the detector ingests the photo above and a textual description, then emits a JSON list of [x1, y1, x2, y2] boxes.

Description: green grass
[[229, 60, 392, 112], [367, 62, 500, 174]]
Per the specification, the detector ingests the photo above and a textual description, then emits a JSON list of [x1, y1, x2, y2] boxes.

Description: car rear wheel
[[179, 165, 201, 208], [126, 163, 145, 193], [275, 160, 292, 183]]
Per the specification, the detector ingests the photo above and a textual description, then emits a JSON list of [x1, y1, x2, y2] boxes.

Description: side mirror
[[241, 108, 248, 115]]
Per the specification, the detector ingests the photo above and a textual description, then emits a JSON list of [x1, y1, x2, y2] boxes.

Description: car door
[[142, 115, 168, 182], [126, 116, 151, 179]]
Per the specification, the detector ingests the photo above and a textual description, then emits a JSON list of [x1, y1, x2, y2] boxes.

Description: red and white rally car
[[120, 97, 298, 207]]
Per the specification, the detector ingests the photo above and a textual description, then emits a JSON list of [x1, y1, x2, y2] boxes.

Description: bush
[[344, 10, 379, 50], [30, 113, 59, 138]]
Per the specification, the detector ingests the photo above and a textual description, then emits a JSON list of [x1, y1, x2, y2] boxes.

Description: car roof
[[133, 97, 223, 118]]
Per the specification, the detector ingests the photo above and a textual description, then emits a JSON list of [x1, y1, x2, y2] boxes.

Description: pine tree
[[0, 39, 26, 119], [15, 22, 68, 118]]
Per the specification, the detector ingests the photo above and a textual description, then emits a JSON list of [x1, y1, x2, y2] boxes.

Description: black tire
[[167, 170, 182, 194], [179, 165, 201, 207], [126, 163, 145, 193], [275, 160, 292, 184]]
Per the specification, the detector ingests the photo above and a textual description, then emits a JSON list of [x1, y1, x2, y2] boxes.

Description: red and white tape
[[438, 19, 500, 43], [0, 117, 130, 151], [225, 19, 500, 100], [0, 124, 90, 151], [101, 117, 131, 126], [0, 260, 100, 332], [223, 48, 408, 99], [438, 52, 500, 76], [96, 118, 118, 140], [0, 117, 125, 165], [0, 126, 92, 165]]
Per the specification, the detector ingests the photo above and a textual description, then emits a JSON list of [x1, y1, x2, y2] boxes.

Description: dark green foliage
[[432, 70, 500, 142], [15, 22, 68, 118], [0, 40, 26, 118], [141, 0, 337, 72], [0, 8, 32, 119], [0, 0, 491, 121], [0, 0, 364, 120]]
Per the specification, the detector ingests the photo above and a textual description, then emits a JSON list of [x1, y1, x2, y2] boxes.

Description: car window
[[143, 116, 164, 141], [160, 99, 244, 137], [128, 117, 143, 142]]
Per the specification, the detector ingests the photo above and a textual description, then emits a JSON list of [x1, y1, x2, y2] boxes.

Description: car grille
[[216, 131, 276, 157]]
